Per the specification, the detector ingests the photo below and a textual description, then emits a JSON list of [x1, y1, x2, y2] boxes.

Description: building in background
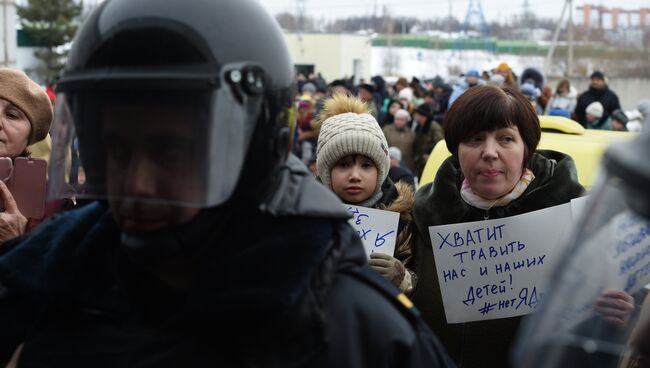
[[283, 33, 372, 83]]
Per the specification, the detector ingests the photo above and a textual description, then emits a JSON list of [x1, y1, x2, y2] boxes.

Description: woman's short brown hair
[[444, 85, 541, 166], [556, 79, 570, 93]]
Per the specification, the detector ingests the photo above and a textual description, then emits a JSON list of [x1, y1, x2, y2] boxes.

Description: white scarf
[[460, 169, 535, 210]]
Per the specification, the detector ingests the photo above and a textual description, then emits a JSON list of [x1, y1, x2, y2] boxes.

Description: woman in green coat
[[410, 85, 634, 367]]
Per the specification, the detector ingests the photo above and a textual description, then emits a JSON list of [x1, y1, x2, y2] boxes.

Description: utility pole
[[448, 0, 452, 36], [545, 0, 572, 77], [296, 0, 307, 32], [296, 0, 307, 56], [1, 0, 16, 67], [522, 0, 530, 22], [383, 4, 395, 76], [567, 0, 573, 77]]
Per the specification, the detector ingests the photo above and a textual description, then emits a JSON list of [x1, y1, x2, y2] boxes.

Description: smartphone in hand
[[0, 157, 47, 219], [11, 157, 47, 219]]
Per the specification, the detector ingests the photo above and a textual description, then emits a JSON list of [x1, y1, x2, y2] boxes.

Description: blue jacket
[[448, 79, 486, 107]]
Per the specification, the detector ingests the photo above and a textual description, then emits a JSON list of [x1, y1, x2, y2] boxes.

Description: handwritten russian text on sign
[[346, 205, 399, 257], [555, 210, 650, 330], [610, 211, 650, 294], [429, 203, 574, 323]]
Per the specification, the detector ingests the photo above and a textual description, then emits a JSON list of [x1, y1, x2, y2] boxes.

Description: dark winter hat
[[414, 103, 433, 119], [358, 83, 375, 94], [329, 79, 349, 88], [0, 68, 53, 144], [590, 71, 605, 80], [520, 67, 544, 89], [431, 75, 444, 89]]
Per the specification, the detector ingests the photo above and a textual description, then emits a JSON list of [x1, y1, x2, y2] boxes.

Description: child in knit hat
[[314, 94, 417, 295]]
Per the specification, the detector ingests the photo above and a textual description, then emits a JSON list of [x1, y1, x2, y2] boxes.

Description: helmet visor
[[48, 69, 263, 208], [513, 170, 650, 367]]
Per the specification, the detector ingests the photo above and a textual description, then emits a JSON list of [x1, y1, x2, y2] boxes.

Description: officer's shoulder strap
[[339, 264, 423, 328]]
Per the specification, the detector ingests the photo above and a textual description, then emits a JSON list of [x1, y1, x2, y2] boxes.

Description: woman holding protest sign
[[410, 85, 633, 367], [0, 68, 53, 244], [315, 94, 418, 295]]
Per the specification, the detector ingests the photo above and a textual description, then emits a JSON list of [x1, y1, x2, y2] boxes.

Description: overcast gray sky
[[257, 0, 650, 25]]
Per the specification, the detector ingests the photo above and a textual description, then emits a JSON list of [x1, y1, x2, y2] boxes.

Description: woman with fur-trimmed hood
[[314, 94, 417, 295]]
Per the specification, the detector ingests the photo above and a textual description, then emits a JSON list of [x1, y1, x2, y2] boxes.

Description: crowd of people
[[0, 0, 649, 367], [289, 58, 650, 367], [293, 65, 650, 188]]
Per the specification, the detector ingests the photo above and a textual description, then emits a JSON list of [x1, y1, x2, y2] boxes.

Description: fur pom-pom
[[313, 93, 369, 129]]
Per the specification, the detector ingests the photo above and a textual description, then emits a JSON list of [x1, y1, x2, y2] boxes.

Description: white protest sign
[[553, 210, 650, 331], [545, 207, 650, 335], [609, 211, 650, 294], [429, 202, 575, 323], [346, 205, 400, 258]]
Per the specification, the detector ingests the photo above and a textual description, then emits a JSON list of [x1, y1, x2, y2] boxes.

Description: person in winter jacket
[[371, 75, 391, 124], [584, 101, 612, 130], [379, 99, 402, 127], [448, 69, 486, 107], [432, 80, 453, 124], [610, 109, 629, 131], [315, 94, 419, 296], [637, 100, 650, 130], [383, 108, 416, 171], [0, 1, 456, 367], [544, 79, 577, 116], [495, 62, 518, 88], [388, 146, 416, 189], [357, 83, 379, 118], [412, 103, 443, 178], [520, 81, 543, 114], [410, 85, 632, 367], [575, 71, 621, 128], [520, 67, 552, 113]]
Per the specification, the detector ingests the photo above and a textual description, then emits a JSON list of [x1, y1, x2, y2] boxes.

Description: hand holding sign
[[594, 289, 635, 327], [369, 253, 405, 285], [0, 180, 27, 245]]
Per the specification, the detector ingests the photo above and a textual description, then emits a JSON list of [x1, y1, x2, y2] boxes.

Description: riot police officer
[[0, 0, 454, 367]]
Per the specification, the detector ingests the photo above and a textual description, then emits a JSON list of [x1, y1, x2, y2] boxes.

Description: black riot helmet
[[513, 132, 650, 368], [49, 0, 295, 208]]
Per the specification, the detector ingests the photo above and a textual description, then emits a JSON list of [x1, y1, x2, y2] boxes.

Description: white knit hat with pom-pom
[[315, 94, 389, 196]]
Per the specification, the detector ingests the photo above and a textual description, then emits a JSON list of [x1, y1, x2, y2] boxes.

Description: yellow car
[[419, 115, 637, 189]]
